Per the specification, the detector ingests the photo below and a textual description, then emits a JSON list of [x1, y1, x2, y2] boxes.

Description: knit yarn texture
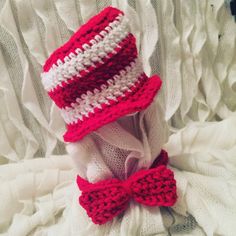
[[77, 150, 177, 225], [41, 6, 162, 142]]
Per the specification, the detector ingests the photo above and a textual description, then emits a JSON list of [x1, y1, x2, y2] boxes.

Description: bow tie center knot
[[122, 181, 133, 196]]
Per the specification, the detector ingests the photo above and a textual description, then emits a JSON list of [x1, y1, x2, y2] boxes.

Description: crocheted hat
[[41, 6, 162, 142]]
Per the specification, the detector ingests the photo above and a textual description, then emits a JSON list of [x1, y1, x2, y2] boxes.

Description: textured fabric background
[[0, 0, 236, 235]]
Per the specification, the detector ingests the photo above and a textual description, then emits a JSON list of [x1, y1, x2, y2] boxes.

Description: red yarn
[[64, 74, 162, 142], [150, 149, 169, 168], [48, 34, 137, 108], [77, 150, 177, 225], [41, 6, 163, 142], [43, 7, 123, 72]]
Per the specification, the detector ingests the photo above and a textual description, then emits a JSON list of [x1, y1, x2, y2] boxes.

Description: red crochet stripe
[[43, 7, 123, 72], [64, 74, 162, 142], [48, 34, 137, 109], [41, 6, 163, 143], [77, 150, 177, 225]]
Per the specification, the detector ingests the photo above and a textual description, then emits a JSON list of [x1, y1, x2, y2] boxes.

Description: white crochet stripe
[[41, 14, 129, 92], [60, 58, 143, 124]]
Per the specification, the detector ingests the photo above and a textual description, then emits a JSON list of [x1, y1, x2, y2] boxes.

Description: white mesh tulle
[[58, 103, 170, 236], [66, 102, 167, 182]]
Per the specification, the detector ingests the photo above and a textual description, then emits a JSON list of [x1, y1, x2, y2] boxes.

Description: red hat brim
[[63, 75, 162, 142]]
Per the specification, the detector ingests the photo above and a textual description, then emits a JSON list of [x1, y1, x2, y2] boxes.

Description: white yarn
[[60, 58, 143, 124], [41, 14, 130, 92]]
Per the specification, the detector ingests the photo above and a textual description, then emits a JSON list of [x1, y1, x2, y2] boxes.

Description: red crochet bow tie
[[77, 150, 177, 225]]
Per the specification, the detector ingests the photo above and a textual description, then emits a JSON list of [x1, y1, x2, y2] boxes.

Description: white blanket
[[0, 0, 236, 235]]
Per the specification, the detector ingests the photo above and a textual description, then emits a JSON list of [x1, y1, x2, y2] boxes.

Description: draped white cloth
[[0, 0, 236, 235]]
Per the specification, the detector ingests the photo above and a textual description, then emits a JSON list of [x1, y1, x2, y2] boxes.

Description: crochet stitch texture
[[41, 6, 162, 142], [77, 150, 177, 225]]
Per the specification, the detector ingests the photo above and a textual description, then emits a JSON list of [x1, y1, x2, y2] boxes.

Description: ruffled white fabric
[[0, 0, 236, 235]]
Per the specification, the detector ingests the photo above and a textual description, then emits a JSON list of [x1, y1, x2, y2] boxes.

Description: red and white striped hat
[[41, 6, 162, 142]]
